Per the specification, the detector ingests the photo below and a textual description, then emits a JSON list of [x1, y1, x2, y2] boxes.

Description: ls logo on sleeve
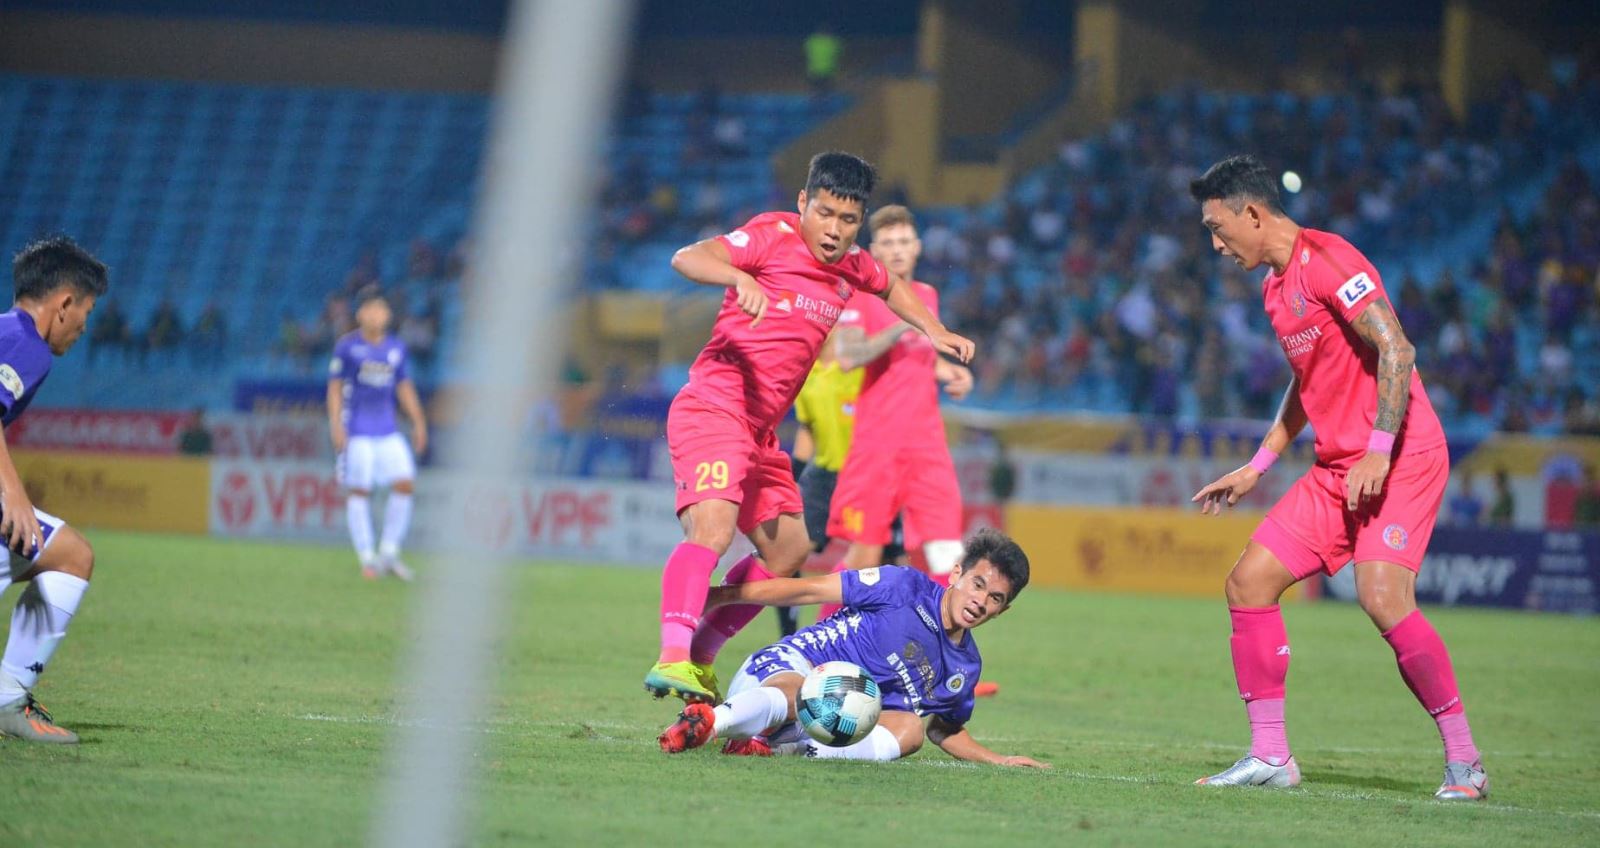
[[0, 363, 24, 400], [1337, 272, 1376, 308]]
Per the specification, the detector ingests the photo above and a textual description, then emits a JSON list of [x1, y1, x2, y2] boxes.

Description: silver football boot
[[1434, 760, 1489, 801], [1195, 755, 1301, 787]]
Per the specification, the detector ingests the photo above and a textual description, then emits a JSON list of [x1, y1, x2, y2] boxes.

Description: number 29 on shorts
[[694, 460, 730, 492]]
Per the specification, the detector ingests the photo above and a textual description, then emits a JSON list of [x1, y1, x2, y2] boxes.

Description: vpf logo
[[216, 471, 256, 529], [1383, 523, 1409, 551]]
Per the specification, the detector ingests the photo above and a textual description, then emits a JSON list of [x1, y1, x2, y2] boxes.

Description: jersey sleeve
[[716, 216, 780, 275], [849, 248, 890, 296], [933, 691, 976, 728], [0, 339, 50, 416], [328, 339, 351, 381], [393, 343, 410, 383], [840, 565, 919, 612], [1305, 239, 1388, 324]]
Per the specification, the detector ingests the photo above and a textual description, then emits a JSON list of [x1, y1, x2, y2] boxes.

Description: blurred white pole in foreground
[[373, 1, 634, 845]]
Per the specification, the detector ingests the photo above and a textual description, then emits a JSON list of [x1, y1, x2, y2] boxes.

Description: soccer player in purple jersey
[[658, 530, 1048, 767], [327, 286, 429, 581], [0, 237, 107, 744]]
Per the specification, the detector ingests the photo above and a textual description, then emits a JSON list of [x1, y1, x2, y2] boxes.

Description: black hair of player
[[1188, 154, 1283, 215], [805, 151, 877, 206], [962, 528, 1030, 601], [354, 284, 387, 308], [13, 236, 109, 302]]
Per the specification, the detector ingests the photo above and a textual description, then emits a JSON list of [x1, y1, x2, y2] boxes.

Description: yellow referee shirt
[[793, 361, 863, 472]]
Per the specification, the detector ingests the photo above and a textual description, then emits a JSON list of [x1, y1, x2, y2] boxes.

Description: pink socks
[[658, 542, 720, 664], [689, 554, 774, 665], [1383, 610, 1481, 764], [1230, 606, 1291, 763]]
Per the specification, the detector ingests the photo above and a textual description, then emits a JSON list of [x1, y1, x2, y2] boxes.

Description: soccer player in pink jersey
[[1187, 155, 1486, 800], [822, 206, 972, 600], [645, 152, 975, 704]]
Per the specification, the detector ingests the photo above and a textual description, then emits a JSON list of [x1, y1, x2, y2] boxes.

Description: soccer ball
[[796, 661, 882, 747]]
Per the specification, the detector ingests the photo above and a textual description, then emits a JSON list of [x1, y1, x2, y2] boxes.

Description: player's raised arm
[[670, 238, 769, 326], [1194, 377, 1305, 515], [926, 715, 1049, 768], [706, 572, 844, 609], [878, 278, 974, 363]]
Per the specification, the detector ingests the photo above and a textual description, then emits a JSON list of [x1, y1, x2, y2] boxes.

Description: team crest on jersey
[[836, 278, 851, 300], [945, 673, 966, 693], [1289, 290, 1307, 317], [1383, 524, 1409, 551]]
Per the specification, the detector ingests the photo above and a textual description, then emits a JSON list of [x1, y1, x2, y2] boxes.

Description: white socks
[[347, 494, 376, 565], [379, 492, 413, 560], [803, 724, 903, 761], [713, 685, 790, 739], [0, 571, 89, 700]]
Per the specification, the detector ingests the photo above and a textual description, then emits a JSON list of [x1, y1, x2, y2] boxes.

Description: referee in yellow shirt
[[793, 343, 864, 552]]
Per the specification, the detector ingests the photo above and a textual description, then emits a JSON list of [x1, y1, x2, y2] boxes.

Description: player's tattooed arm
[[880, 278, 975, 363], [1348, 299, 1416, 434], [833, 323, 908, 370]]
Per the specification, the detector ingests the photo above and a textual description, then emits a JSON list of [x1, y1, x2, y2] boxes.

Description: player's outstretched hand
[[930, 328, 975, 364], [1192, 466, 1262, 515], [734, 274, 768, 327], [996, 755, 1051, 769], [0, 484, 43, 558], [1344, 451, 1391, 512]]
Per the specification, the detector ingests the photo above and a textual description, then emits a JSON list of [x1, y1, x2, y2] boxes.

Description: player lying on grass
[[659, 529, 1046, 767]]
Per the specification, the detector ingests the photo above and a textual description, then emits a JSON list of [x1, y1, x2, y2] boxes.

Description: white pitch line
[[296, 713, 1600, 822]]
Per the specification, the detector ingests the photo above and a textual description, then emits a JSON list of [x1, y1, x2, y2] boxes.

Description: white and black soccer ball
[[796, 661, 883, 747]]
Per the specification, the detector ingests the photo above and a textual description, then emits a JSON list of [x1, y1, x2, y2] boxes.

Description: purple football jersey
[[784, 566, 981, 727], [0, 308, 54, 427], [329, 332, 409, 437]]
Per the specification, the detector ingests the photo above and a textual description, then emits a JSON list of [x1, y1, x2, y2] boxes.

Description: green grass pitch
[[1, 531, 1596, 846]]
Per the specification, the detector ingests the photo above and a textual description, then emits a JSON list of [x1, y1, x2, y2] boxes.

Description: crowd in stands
[[921, 68, 1600, 436]]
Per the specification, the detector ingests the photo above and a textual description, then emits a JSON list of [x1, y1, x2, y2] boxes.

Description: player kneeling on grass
[[0, 237, 107, 744], [659, 529, 1046, 767]]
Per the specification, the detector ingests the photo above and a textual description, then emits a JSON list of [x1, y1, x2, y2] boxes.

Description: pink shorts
[[667, 393, 801, 534], [1253, 446, 1449, 579], [826, 439, 962, 549]]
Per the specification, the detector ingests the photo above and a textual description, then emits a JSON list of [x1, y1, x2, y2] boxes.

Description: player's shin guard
[[0, 572, 88, 693], [690, 555, 773, 665], [801, 725, 901, 761], [1382, 610, 1481, 764], [346, 494, 376, 565], [712, 685, 789, 739], [658, 543, 720, 664], [1229, 605, 1291, 763], [378, 492, 413, 559]]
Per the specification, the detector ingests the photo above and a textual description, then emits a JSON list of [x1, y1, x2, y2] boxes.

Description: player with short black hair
[[659, 529, 1044, 766], [328, 285, 428, 581], [1188, 154, 1487, 800], [0, 236, 108, 744], [645, 152, 975, 705]]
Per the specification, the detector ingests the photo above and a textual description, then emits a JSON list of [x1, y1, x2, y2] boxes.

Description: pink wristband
[[1248, 447, 1279, 475], [1367, 430, 1396, 455]]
